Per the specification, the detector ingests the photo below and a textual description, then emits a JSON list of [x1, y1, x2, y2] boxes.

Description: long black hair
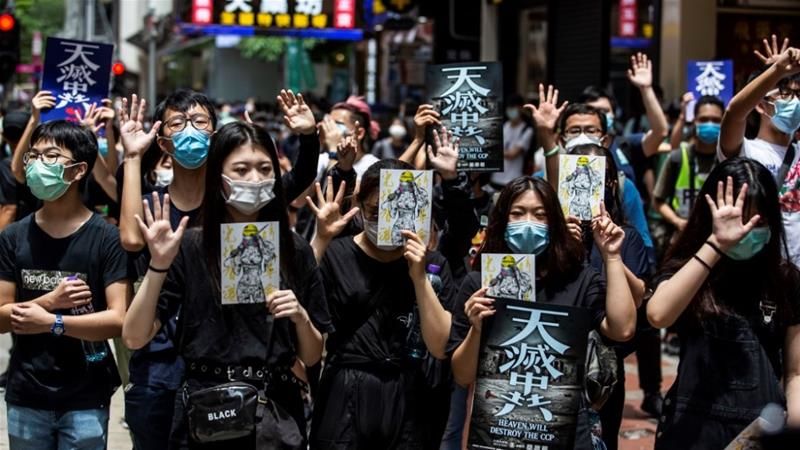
[[475, 177, 583, 285], [200, 122, 296, 295], [663, 157, 799, 325]]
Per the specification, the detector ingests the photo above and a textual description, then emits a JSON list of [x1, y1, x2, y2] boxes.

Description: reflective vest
[[671, 143, 710, 218]]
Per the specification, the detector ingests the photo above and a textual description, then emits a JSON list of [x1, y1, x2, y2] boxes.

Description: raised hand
[[267, 290, 309, 324], [705, 176, 760, 251], [427, 127, 459, 180], [119, 94, 161, 159], [464, 287, 495, 332], [74, 103, 106, 135], [524, 84, 568, 132], [336, 121, 361, 172], [413, 104, 442, 140], [134, 192, 189, 270], [566, 215, 583, 244], [680, 92, 695, 116], [627, 53, 653, 89], [277, 89, 316, 135], [592, 202, 625, 258], [319, 114, 344, 151], [306, 177, 360, 241], [401, 230, 427, 279], [772, 47, 800, 76], [755, 34, 790, 66], [31, 90, 56, 121]]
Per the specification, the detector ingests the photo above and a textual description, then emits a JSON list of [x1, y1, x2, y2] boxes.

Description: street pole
[[85, 0, 95, 41], [146, 5, 157, 112]]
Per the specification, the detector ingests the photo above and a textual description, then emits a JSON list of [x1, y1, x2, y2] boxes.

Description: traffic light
[[0, 12, 19, 84], [112, 61, 125, 76]]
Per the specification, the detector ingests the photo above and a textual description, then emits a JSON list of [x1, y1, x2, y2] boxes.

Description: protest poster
[[427, 61, 503, 172], [377, 169, 433, 246], [220, 222, 279, 305], [40, 37, 113, 123], [482, 254, 536, 302], [468, 300, 592, 450], [685, 59, 734, 122], [557, 155, 606, 221]]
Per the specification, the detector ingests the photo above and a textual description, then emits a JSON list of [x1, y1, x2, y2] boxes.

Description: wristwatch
[[51, 314, 64, 337]]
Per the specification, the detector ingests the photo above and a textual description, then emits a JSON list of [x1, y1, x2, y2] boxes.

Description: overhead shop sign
[[184, 0, 363, 40]]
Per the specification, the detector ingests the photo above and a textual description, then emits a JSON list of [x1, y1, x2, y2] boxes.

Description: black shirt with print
[[0, 213, 129, 410]]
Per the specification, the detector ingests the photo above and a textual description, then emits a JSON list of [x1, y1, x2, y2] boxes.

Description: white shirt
[[719, 137, 800, 266], [491, 121, 534, 187]]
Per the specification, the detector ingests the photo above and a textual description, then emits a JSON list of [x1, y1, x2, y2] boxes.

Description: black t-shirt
[[448, 265, 607, 356], [319, 236, 456, 367], [159, 229, 333, 369], [0, 158, 41, 220], [0, 213, 129, 410]]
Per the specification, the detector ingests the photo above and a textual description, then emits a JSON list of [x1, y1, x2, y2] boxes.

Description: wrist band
[[704, 240, 724, 257], [545, 146, 560, 158], [148, 265, 169, 273], [693, 255, 712, 272]]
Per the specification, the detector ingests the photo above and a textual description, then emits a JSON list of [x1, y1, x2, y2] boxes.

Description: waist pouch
[[185, 381, 260, 443]]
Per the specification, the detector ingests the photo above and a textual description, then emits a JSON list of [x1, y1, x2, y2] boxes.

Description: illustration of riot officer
[[487, 255, 533, 300], [224, 224, 276, 304], [383, 171, 429, 245], [563, 156, 602, 220]]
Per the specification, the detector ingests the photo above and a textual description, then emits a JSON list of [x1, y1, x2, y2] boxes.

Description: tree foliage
[[15, 0, 66, 63], [238, 36, 318, 63]]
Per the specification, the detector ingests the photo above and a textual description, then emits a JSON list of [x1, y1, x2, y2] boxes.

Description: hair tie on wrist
[[693, 254, 712, 272], [704, 240, 724, 256], [149, 265, 169, 274]]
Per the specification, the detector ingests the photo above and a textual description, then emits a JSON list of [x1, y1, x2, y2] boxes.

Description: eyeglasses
[[23, 150, 75, 166], [767, 88, 800, 101], [164, 113, 212, 133], [563, 126, 603, 139]]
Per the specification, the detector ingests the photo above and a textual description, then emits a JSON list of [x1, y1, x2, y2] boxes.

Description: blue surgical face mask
[[25, 160, 74, 201], [97, 138, 108, 157], [605, 113, 615, 133], [170, 125, 210, 169], [506, 108, 520, 121], [504, 221, 549, 256], [724, 226, 771, 261], [770, 98, 800, 135], [696, 122, 721, 144], [336, 122, 351, 137]]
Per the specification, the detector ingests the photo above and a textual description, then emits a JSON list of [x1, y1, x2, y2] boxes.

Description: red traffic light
[[0, 14, 15, 32], [112, 61, 125, 76]]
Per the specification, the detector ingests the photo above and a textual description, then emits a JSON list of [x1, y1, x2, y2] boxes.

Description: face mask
[[504, 220, 550, 255], [363, 215, 401, 251], [725, 227, 771, 261], [506, 108, 520, 121], [336, 122, 351, 137], [170, 126, 210, 169], [605, 113, 615, 132], [97, 138, 108, 157], [696, 122, 721, 144], [565, 133, 602, 150], [154, 169, 173, 187], [222, 174, 276, 215], [25, 161, 74, 201], [389, 124, 407, 139], [770, 98, 800, 135]]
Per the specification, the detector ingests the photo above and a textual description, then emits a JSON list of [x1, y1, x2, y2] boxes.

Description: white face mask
[[363, 215, 401, 251], [222, 174, 276, 215], [388, 124, 407, 139], [564, 133, 603, 150], [154, 169, 173, 187]]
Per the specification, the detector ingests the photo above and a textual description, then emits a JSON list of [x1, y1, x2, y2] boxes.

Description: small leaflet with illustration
[[377, 169, 433, 246], [220, 222, 279, 305], [482, 254, 536, 302], [557, 154, 605, 220]]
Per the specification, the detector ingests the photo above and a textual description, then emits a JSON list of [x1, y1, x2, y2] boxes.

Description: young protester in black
[[647, 158, 800, 449], [0, 120, 131, 449], [308, 158, 456, 449], [123, 119, 331, 450], [448, 177, 637, 450]]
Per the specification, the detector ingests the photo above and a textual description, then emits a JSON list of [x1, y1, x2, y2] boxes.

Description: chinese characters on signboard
[[468, 300, 591, 450], [618, 0, 638, 37], [195, 0, 355, 30], [427, 62, 503, 172], [685, 60, 734, 122], [40, 37, 113, 123]]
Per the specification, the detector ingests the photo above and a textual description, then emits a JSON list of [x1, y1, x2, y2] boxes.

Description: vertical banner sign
[[427, 62, 504, 172], [685, 59, 734, 122], [618, 0, 637, 37], [334, 0, 356, 28], [40, 37, 113, 123], [468, 300, 591, 450]]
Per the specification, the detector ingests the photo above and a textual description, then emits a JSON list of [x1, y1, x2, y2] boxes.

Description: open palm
[[525, 84, 567, 131], [705, 177, 760, 250], [306, 177, 359, 241], [119, 94, 161, 158], [427, 127, 459, 179], [627, 53, 653, 88], [278, 89, 316, 135], [135, 192, 189, 269]]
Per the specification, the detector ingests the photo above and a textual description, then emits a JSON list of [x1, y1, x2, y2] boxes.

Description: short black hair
[[2, 110, 31, 143], [746, 66, 800, 90], [154, 89, 217, 134], [556, 103, 608, 135], [507, 94, 524, 107], [578, 86, 618, 114], [30, 120, 97, 173], [694, 95, 725, 118], [357, 158, 415, 205]]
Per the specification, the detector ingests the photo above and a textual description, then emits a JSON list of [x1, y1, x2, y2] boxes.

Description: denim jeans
[[125, 383, 177, 450], [7, 403, 109, 450], [440, 384, 467, 450]]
